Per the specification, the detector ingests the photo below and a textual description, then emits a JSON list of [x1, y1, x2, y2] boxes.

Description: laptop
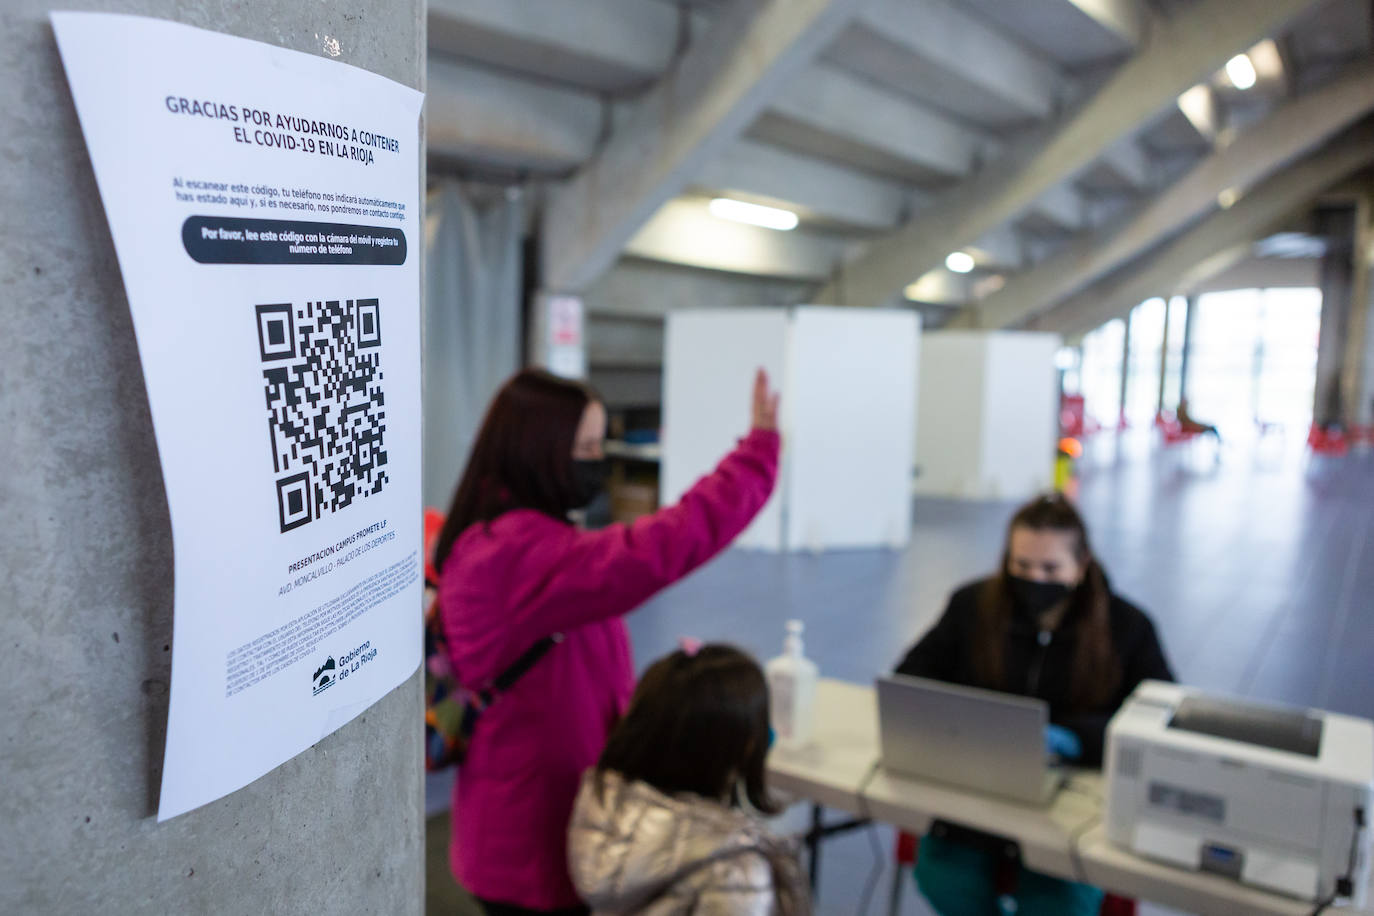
[[876, 674, 1063, 805]]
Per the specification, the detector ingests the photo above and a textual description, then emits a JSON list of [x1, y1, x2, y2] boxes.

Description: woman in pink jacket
[[433, 367, 781, 915]]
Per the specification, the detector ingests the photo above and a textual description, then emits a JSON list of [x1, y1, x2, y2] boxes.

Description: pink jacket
[[439, 429, 780, 910]]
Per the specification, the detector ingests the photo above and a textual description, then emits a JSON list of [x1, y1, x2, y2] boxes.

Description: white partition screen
[[663, 307, 920, 552], [662, 310, 788, 551], [787, 308, 919, 551], [916, 331, 1060, 501], [980, 333, 1060, 499]]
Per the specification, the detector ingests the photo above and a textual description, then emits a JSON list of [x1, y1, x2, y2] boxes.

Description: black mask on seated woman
[[570, 459, 608, 509], [1008, 576, 1074, 618]]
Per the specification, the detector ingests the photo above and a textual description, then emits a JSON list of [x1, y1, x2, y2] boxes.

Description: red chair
[[1060, 396, 1087, 439], [1061, 396, 1113, 440], [896, 829, 919, 867], [891, 831, 1136, 916], [1154, 411, 1199, 448], [1307, 424, 1349, 457]]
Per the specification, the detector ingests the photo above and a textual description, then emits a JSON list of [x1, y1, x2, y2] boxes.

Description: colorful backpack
[[422, 508, 560, 771]]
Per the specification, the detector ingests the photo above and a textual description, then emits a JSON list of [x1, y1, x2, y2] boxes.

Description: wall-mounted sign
[[536, 292, 587, 379], [53, 12, 425, 820]]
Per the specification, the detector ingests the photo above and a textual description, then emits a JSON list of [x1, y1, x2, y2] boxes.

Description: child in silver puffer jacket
[[567, 645, 808, 916]]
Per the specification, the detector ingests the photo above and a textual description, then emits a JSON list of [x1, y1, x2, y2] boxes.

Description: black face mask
[[569, 459, 608, 509], [1008, 576, 1073, 617]]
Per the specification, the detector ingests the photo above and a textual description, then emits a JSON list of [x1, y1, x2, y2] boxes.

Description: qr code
[[256, 299, 388, 533]]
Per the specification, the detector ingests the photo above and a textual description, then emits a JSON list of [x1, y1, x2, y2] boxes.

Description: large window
[[1255, 288, 1321, 429], [1187, 290, 1264, 438], [1076, 288, 1320, 443], [1081, 318, 1125, 428], [1161, 296, 1188, 412], [1125, 298, 1166, 426], [1186, 288, 1321, 438]]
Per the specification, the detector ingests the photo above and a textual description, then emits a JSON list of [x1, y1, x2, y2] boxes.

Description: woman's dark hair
[[974, 493, 1119, 710], [597, 644, 778, 814], [432, 369, 601, 574]]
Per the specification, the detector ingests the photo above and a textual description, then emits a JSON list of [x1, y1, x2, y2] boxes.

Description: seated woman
[[895, 493, 1174, 916], [568, 644, 808, 916]]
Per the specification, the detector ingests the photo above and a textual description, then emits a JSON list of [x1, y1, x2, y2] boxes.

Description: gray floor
[[428, 439, 1374, 916], [630, 441, 1374, 720]]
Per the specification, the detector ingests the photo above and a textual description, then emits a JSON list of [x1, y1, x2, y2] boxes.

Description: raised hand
[[751, 368, 781, 432]]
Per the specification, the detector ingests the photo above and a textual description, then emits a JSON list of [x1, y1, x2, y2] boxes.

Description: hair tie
[[677, 636, 703, 657]]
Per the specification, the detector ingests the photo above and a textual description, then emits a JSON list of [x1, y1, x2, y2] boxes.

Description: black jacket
[[895, 577, 1174, 767]]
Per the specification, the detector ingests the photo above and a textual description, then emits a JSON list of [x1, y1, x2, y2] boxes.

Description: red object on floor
[[1155, 411, 1200, 447], [1060, 395, 1087, 438], [1307, 424, 1349, 457], [1099, 894, 1138, 916], [896, 830, 919, 866]]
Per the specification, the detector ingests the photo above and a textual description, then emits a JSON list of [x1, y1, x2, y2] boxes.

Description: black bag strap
[[476, 632, 563, 705]]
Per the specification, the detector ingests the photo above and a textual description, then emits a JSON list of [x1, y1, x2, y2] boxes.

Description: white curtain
[[422, 181, 523, 511]]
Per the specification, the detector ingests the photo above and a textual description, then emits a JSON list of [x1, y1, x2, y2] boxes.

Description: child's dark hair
[[597, 644, 777, 814]]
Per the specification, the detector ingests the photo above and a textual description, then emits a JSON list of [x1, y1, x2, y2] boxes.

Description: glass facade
[[1078, 287, 1321, 442], [1125, 297, 1166, 426], [1081, 318, 1125, 429]]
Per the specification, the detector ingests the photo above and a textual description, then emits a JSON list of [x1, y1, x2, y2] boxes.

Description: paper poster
[[52, 12, 425, 820], [541, 293, 587, 379]]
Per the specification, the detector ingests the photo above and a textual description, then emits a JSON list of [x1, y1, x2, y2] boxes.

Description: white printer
[[1105, 680, 1372, 905]]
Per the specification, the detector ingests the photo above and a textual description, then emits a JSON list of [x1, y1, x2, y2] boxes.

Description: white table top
[[766, 678, 1371, 916]]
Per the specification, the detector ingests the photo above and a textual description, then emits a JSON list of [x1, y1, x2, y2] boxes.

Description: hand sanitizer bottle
[[766, 620, 818, 750]]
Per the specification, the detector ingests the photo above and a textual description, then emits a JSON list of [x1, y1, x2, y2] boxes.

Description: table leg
[[803, 806, 871, 896], [809, 803, 823, 891], [888, 856, 905, 916]]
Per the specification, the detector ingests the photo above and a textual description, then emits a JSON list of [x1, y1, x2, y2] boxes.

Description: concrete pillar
[[1179, 296, 1197, 402], [1344, 190, 1374, 426], [1156, 300, 1172, 415], [0, 3, 424, 914], [1119, 311, 1132, 425], [1313, 204, 1357, 426], [1359, 273, 1374, 426]]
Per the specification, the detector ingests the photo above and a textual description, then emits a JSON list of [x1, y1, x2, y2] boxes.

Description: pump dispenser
[[766, 620, 818, 749]]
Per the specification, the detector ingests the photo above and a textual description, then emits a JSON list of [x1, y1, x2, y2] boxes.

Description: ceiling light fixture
[[708, 198, 799, 231], [1225, 53, 1257, 90], [945, 251, 976, 274]]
